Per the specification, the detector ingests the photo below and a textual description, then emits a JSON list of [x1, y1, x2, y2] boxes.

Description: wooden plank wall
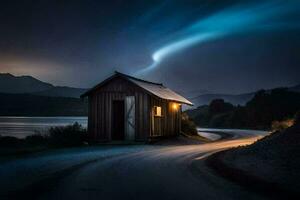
[[150, 98, 181, 138], [87, 77, 150, 141]]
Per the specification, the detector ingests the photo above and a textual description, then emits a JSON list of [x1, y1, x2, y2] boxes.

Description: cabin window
[[154, 106, 162, 117]]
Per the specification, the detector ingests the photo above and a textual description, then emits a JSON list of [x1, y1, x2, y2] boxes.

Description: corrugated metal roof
[[81, 71, 193, 106], [128, 78, 193, 106]]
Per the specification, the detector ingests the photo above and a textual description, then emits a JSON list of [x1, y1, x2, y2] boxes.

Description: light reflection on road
[[0, 128, 268, 199]]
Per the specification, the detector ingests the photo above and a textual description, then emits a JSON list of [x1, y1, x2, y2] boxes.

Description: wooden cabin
[[81, 71, 193, 142]]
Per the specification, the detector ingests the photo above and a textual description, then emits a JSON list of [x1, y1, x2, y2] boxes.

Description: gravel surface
[[215, 123, 300, 198]]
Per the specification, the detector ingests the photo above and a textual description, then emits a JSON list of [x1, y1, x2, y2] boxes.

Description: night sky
[[1, 0, 300, 94]]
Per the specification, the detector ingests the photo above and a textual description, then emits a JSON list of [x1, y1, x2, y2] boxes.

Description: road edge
[[205, 149, 299, 199]]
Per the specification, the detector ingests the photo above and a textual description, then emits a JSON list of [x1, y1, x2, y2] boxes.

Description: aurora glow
[[136, 0, 300, 74], [1, 0, 299, 92]]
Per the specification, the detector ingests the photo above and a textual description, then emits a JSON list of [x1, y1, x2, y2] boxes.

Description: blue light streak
[[136, 0, 300, 75]]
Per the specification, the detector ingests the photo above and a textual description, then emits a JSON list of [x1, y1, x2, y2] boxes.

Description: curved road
[[0, 129, 268, 200]]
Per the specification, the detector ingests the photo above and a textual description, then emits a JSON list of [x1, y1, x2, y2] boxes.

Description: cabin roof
[[81, 71, 193, 106]]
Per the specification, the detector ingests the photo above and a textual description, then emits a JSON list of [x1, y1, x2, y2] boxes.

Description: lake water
[[0, 117, 87, 138], [0, 116, 269, 139]]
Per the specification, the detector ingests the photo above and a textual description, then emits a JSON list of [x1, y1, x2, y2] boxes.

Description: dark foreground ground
[[0, 129, 283, 200], [207, 122, 300, 199]]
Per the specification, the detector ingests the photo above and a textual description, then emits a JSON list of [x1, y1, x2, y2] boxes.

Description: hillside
[[0, 73, 53, 93], [290, 84, 300, 92], [186, 88, 300, 129], [190, 84, 300, 107], [0, 93, 88, 116], [33, 86, 87, 98], [213, 115, 300, 196], [0, 73, 87, 98], [190, 92, 254, 106]]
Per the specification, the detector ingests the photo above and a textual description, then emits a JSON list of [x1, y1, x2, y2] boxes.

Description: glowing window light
[[154, 106, 162, 117]]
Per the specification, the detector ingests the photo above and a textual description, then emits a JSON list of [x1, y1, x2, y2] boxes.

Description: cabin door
[[125, 96, 135, 140], [112, 100, 125, 140]]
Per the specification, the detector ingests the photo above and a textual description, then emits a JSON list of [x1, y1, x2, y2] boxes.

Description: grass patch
[[181, 112, 211, 142], [181, 112, 198, 135], [0, 122, 88, 157]]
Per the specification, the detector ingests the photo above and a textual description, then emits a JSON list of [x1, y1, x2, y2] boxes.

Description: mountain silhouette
[[0, 73, 53, 93], [0, 73, 87, 98]]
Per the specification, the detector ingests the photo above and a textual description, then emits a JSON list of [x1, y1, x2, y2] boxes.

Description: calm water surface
[[0, 116, 87, 138], [0, 117, 268, 139]]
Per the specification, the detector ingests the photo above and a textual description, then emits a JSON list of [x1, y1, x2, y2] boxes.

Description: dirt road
[[0, 129, 267, 200]]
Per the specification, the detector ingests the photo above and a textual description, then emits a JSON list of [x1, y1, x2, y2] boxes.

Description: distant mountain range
[[33, 86, 87, 98], [0, 73, 299, 115], [0, 73, 88, 116], [190, 92, 255, 107], [189, 84, 300, 107], [0, 73, 87, 98], [0, 93, 88, 116], [290, 84, 300, 93]]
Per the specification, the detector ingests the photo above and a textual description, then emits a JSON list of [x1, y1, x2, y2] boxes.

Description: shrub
[[295, 111, 300, 125], [181, 113, 198, 135], [271, 119, 294, 132], [25, 133, 47, 145], [0, 136, 23, 148], [209, 99, 234, 114], [47, 122, 87, 147]]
